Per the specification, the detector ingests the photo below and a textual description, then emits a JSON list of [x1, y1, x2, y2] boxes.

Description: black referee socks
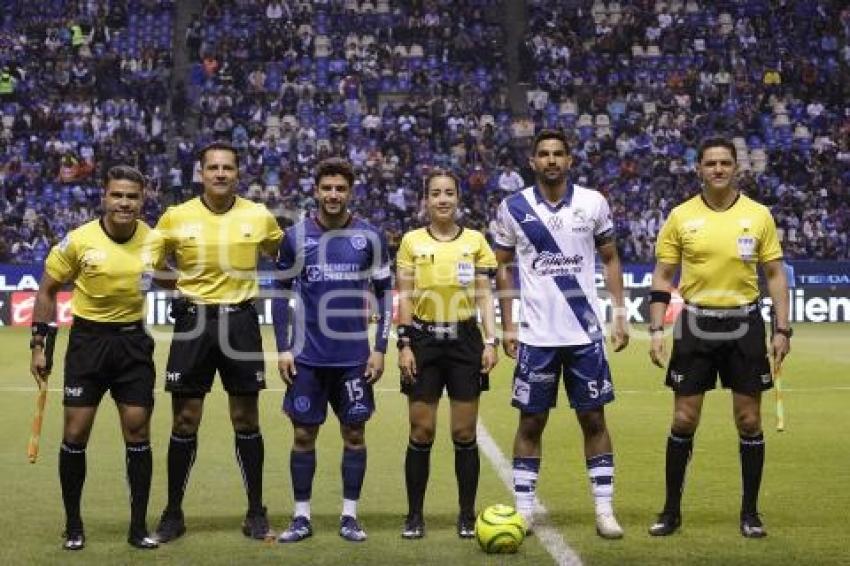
[[405, 440, 433, 516], [739, 432, 765, 515], [453, 438, 479, 518], [125, 441, 152, 534], [165, 432, 197, 514], [664, 430, 694, 514], [59, 441, 87, 531], [235, 429, 265, 514]]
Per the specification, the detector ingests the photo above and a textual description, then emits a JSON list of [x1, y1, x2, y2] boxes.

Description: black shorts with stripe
[[164, 299, 266, 396], [63, 317, 155, 407], [666, 304, 772, 395], [401, 318, 487, 402]]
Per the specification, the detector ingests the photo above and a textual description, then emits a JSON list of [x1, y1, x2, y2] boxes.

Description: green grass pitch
[[0, 324, 847, 565]]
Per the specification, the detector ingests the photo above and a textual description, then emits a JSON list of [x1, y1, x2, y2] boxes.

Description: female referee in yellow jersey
[[396, 168, 499, 539]]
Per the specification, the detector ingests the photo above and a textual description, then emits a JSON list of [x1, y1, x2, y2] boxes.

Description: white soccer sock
[[342, 498, 358, 518], [513, 460, 540, 521], [294, 500, 311, 520], [587, 454, 615, 516]]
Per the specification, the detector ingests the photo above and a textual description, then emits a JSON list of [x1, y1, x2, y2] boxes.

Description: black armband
[[31, 322, 50, 338], [649, 290, 672, 305]]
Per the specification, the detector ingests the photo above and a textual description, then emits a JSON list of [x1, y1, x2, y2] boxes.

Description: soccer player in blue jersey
[[493, 129, 629, 539], [273, 158, 393, 543]]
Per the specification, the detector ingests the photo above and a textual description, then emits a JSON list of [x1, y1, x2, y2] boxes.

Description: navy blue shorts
[[283, 362, 374, 425], [511, 341, 614, 413]]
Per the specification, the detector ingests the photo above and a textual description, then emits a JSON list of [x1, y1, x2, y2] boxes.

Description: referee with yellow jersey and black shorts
[[646, 137, 791, 539], [396, 168, 499, 540], [152, 142, 283, 542], [30, 165, 164, 550]]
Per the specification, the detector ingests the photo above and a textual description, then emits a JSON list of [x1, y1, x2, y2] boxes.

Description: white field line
[[476, 418, 583, 566]]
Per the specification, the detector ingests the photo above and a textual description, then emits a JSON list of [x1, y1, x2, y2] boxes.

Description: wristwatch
[[775, 327, 793, 338], [484, 337, 500, 347]]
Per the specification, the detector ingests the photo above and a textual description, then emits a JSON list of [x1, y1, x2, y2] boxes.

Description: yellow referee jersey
[[655, 193, 783, 307], [156, 196, 283, 304], [397, 227, 497, 322], [45, 219, 165, 322]]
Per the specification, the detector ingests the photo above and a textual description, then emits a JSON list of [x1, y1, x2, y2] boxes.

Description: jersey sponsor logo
[[294, 395, 311, 412], [305, 263, 364, 282], [180, 222, 202, 240], [531, 251, 584, 276], [526, 371, 556, 383], [350, 234, 367, 250], [81, 249, 106, 267]]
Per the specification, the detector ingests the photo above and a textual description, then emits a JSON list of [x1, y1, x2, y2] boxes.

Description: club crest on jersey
[[306, 265, 322, 282], [546, 215, 564, 231], [350, 234, 367, 250], [573, 208, 588, 223], [294, 396, 311, 412], [81, 248, 106, 267]]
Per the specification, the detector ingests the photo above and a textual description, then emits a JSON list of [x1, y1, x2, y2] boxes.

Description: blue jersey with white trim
[[493, 184, 614, 346], [276, 216, 391, 366]]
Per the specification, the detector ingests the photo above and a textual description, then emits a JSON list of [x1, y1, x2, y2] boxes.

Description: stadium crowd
[[2, 0, 849, 264]]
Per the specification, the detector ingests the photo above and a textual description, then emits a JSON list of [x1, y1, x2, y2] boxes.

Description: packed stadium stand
[[1, 0, 848, 263]]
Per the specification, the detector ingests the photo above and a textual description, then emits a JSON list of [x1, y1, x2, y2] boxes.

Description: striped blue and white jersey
[[493, 184, 614, 346]]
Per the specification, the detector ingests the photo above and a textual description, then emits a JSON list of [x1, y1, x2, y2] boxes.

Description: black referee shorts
[[401, 318, 487, 402], [63, 317, 155, 408], [165, 300, 266, 397], [666, 304, 772, 395]]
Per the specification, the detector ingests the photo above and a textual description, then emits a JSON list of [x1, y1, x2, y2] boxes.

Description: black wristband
[[649, 290, 672, 305], [397, 337, 411, 350], [649, 325, 664, 333], [31, 322, 50, 338], [397, 324, 413, 339], [775, 327, 793, 338]]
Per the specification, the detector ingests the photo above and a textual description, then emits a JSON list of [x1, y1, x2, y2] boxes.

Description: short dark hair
[[697, 137, 737, 163], [104, 165, 145, 189], [314, 158, 355, 187], [532, 128, 570, 154], [423, 167, 461, 194], [198, 141, 240, 169]]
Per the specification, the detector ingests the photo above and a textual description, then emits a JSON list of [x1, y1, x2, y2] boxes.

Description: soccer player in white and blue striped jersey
[[492, 129, 629, 539]]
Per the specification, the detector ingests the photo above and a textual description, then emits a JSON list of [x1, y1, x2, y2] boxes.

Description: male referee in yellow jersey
[[30, 165, 164, 550], [647, 137, 791, 539], [153, 142, 283, 542]]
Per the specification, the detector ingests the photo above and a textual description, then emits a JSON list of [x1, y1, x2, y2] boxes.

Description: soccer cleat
[[62, 529, 85, 551], [154, 509, 186, 543], [401, 513, 425, 539], [456, 513, 476, 539], [595, 511, 624, 539], [277, 516, 313, 543], [242, 506, 272, 540], [648, 511, 682, 536], [128, 531, 159, 549], [339, 515, 367, 542], [740, 513, 767, 538]]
